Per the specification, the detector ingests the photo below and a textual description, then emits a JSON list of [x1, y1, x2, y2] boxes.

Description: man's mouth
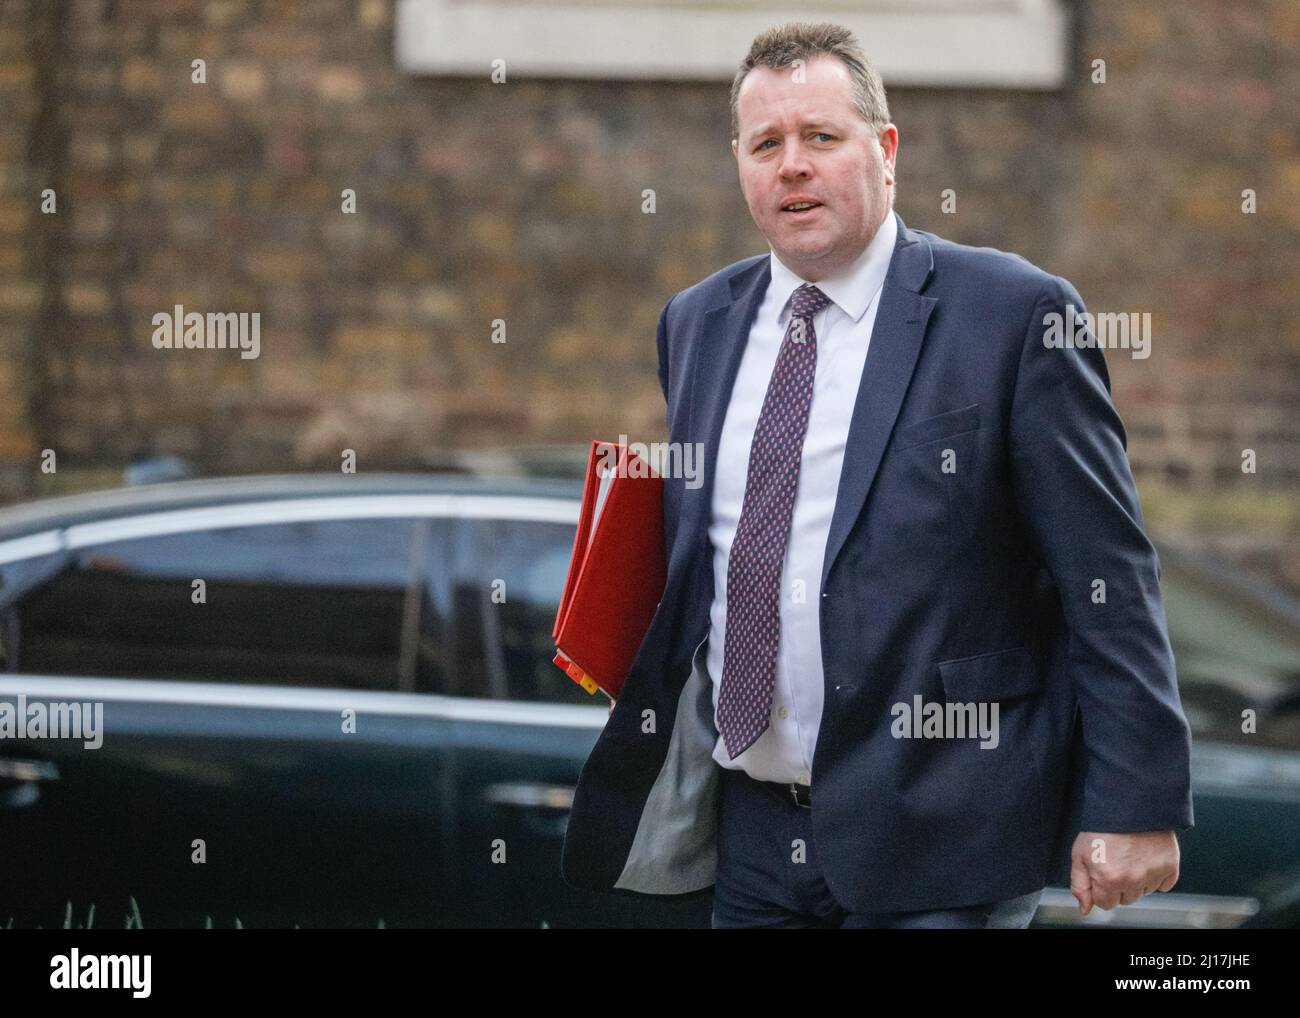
[[781, 200, 822, 218]]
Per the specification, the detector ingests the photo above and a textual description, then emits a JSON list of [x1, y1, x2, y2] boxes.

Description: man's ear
[[879, 124, 899, 179], [731, 138, 739, 159]]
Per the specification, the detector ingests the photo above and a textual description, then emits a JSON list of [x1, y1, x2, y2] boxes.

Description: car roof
[[1157, 538, 1300, 634], [0, 472, 584, 544]]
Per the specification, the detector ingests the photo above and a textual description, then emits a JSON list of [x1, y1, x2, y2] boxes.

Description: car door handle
[[0, 758, 60, 783], [0, 757, 60, 809], [483, 782, 575, 810]]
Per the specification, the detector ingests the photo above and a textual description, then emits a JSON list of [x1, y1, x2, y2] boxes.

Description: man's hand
[[1070, 830, 1180, 915]]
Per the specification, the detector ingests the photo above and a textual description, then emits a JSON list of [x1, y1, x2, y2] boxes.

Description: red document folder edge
[[552, 440, 666, 700]]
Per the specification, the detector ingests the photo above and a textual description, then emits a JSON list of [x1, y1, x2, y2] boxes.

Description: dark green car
[[0, 471, 1295, 928]]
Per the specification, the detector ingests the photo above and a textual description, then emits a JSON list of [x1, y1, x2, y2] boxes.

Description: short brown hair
[[730, 22, 891, 143]]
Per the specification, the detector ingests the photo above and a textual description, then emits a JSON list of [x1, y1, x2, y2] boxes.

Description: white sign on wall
[[396, 0, 1069, 88]]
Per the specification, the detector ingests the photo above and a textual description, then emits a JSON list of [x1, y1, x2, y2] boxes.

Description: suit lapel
[[681, 256, 770, 541], [821, 219, 937, 592]]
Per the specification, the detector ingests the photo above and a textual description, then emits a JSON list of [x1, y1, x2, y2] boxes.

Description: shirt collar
[[769, 208, 898, 325]]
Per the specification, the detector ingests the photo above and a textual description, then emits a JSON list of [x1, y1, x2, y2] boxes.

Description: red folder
[[552, 440, 666, 700]]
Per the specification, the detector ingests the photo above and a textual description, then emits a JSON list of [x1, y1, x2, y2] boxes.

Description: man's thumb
[[1070, 854, 1094, 916]]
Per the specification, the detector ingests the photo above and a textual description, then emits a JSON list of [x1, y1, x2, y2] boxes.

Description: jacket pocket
[[937, 646, 1042, 702], [893, 402, 981, 450]]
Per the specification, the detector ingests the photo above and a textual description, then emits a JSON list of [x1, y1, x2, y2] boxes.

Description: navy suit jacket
[[560, 210, 1194, 912]]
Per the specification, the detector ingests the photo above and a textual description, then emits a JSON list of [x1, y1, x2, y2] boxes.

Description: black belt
[[750, 773, 812, 809]]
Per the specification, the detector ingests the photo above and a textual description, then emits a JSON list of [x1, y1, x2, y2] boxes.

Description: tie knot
[[790, 284, 831, 320]]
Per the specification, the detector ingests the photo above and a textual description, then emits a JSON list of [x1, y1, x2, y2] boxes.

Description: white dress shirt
[[708, 210, 898, 784]]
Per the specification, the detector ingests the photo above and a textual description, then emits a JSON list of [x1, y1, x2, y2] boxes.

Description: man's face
[[732, 55, 897, 282]]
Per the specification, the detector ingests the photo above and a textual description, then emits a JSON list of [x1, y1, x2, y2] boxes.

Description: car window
[[457, 518, 593, 705], [1164, 562, 1300, 750], [0, 551, 63, 672], [4, 516, 446, 692]]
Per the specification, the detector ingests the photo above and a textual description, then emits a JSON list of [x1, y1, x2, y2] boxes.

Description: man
[[562, 21, 1193, 928]]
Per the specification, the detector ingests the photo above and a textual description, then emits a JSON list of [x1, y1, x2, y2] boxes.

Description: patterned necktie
[[718, 283, 832, 760]]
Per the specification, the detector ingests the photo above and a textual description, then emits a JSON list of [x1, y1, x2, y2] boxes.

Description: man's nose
[[778, 139, 813, 179]]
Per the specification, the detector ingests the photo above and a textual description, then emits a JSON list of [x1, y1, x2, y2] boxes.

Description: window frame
[[0, 494, 580, 697]]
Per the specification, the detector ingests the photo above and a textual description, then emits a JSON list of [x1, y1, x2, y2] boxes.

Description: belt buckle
[[789, 782, 809, 808]]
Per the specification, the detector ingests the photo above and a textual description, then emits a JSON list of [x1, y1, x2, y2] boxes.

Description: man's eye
[[758, 139, 777, 150], [814, 132, 834, 142]]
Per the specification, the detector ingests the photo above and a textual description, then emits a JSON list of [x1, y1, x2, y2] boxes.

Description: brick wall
[[0, 0, 1297, 583]]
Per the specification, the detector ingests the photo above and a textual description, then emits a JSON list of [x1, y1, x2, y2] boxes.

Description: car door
[[1033, 551, 1300, 929], [0, 501, 457, 928], [1160, 556, 1300, 920], [444, 503, 711, 928]]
